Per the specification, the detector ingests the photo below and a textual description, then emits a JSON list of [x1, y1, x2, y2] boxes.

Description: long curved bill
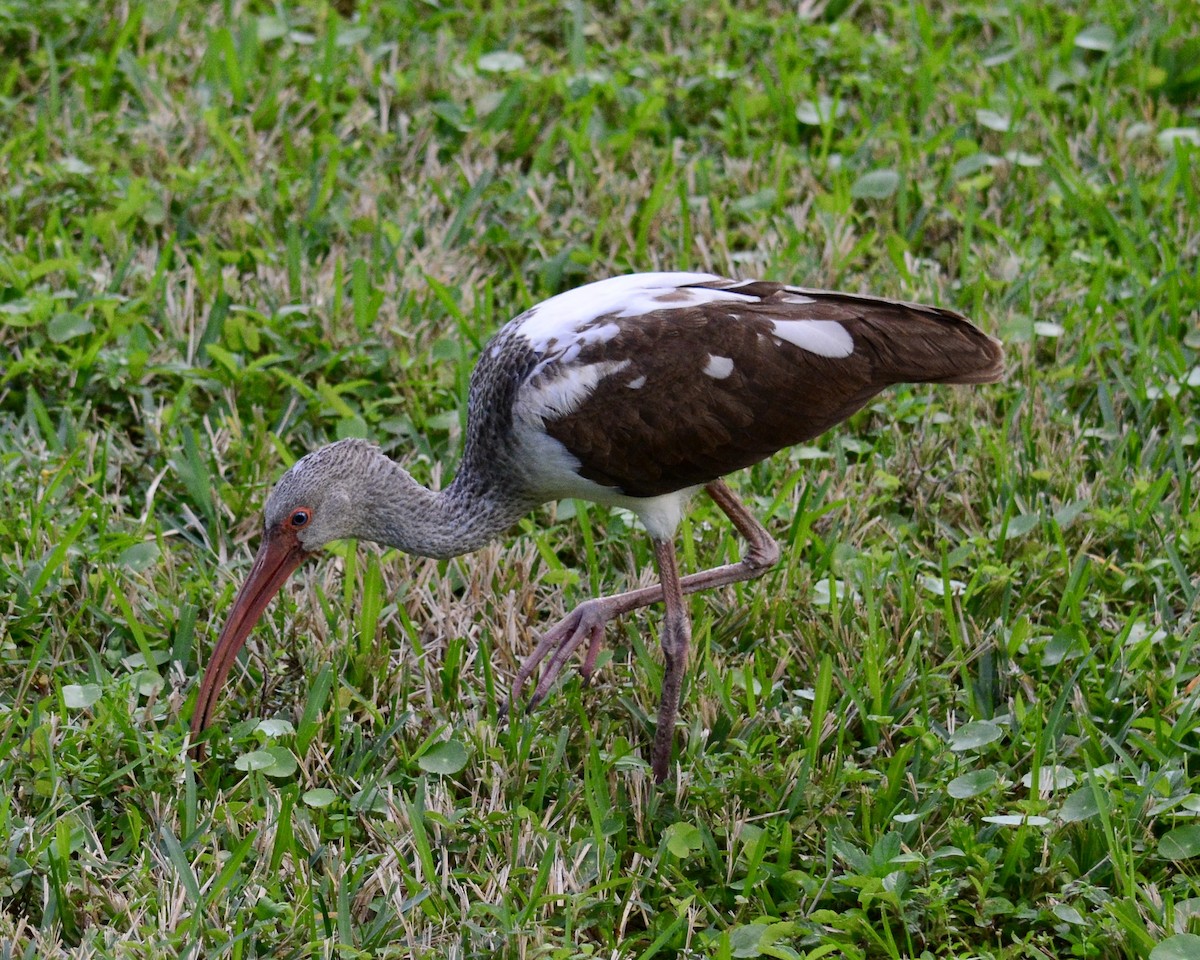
[[189, 529, 308, 754]]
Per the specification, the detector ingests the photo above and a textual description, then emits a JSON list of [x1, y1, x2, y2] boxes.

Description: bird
[[189, 271, 1004, 781]]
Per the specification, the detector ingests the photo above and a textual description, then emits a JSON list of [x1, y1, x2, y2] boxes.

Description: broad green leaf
[[350, 787, 388, 814], [1043, 628, 1084, 666], [256, 718, 296, 739], [729, 922, 769, 958], [63, 683, 102, 709], [234, 750, 276, 772], [850, 169, 900, 200], [1151, 934, 1200, 960], [261, 746, 298, 778], [813, 578, 857, 605], [1074, 24, 1116, 52], [948, 721, 1004, 752], [1177, 899, 1200, 927], [995, 512, 1039, 540], [302, 788, 338, 808], [1021, 765, 1077, 792], [1160, 826, 1200, 861], [0, 299, 37, 325], [117, 542, 159, 571], [948, 770, 998, 798], [418, 739, 468, 775], [122, 650, 171, 670], [1059, 787, 1101, 823], [137, 672, 163, 697], [1053, 501, 1087, 528], [47, 313, 94, 342], [1052, 903, 1085, 925], [953, 152, 999, 179], [664, 822, 704, 859], [921, 575, 965, 597]]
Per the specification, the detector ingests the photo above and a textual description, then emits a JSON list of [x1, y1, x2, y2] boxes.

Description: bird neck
[[364, 456, 536, 560]]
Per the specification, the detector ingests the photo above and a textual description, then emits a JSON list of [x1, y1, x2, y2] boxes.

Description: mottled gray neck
[[361, 455, 536, 560]]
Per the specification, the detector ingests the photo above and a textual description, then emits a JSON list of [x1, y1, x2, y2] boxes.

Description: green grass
[[2, 0, 1199, 956]]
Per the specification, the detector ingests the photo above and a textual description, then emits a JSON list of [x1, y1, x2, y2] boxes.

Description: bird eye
[[290, 510, 310, 528]]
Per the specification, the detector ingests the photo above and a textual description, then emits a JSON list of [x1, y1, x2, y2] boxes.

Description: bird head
[[189, 439, 384, 751], [263, 438, 384, 550]]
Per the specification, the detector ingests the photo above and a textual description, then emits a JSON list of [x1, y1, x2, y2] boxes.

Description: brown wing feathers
[[544, 285, 1003, 498], [843, 302, 1005, 386]]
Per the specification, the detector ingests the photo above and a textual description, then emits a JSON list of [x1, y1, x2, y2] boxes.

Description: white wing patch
[[770, 319, 854, 358], [511, 272, 728, 350], [703, 355, 735, 379], [515, 359, 631, 423], [580, 321, 621, 344]]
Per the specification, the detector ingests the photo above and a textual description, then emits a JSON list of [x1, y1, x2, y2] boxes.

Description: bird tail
[[843, 297, 1006, 387], [916, 330, 1006, 384]]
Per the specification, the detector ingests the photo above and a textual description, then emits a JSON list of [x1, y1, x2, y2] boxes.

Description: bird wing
[[520, 279, 1002, 498]]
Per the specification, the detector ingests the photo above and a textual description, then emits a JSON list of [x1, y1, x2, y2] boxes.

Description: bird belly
[[510, 421, 698, 540]]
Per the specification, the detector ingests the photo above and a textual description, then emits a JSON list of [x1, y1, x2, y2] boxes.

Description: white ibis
[[190, 272, 1004, 781]]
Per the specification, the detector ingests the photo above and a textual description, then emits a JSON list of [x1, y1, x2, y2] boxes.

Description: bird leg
[[650, 536, 690, 782], [504, 480, 781, 772]]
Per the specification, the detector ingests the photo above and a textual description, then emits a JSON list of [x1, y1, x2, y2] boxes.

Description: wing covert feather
[[539, 286, 1000, 497]]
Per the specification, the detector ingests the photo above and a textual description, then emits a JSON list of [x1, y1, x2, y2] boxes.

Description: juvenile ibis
[[190, 272, 1004, 781]]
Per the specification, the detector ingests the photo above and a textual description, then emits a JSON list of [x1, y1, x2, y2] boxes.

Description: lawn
[[2, 1, 1199, 957]]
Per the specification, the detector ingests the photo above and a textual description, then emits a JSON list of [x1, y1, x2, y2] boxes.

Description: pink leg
[[579, 624, 607, 684], [650, 537, 689, 782], [504, 481, 781, 748]]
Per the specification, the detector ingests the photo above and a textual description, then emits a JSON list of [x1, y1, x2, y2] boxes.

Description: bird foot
[[501, 598, 612, 717]]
